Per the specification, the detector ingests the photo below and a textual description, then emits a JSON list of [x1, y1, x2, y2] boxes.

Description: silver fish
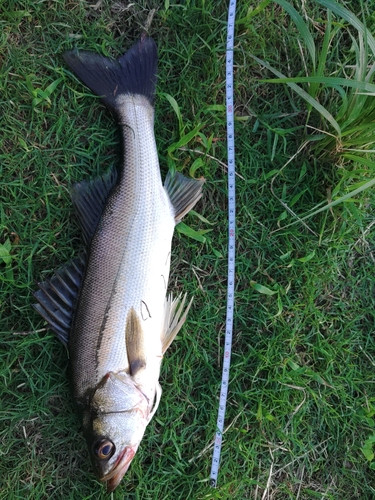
[[34, 37, 204, 491]]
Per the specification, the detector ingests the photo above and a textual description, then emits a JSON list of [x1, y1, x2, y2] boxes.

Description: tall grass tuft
[[260, 0, 375, 156], [249, 0, 375, 223]]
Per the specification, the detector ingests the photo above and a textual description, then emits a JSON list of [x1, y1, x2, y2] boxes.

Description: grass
[[251, 0, 375, 226], [1, 0, 375, 498]]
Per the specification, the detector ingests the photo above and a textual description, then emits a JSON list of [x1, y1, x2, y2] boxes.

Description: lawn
[[1, 0, 375, 499]]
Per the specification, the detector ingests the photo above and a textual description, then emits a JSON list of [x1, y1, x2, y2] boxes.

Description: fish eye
[[93, 439, 115, 460]]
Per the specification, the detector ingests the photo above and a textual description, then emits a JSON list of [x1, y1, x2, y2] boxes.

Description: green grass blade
[[315, 0, 375, 56], [301, 177, 375, 220], [316, 9, 332, 79], [175, 221, 212, 243], [261, 76, 375, 93], [167, 123, 203, 155], [161, 92, 184, 135], [238, 0, 273, 23], [308, 9, 332, 100], [250, 281, 278, 296], [250, 53, 341, 136], [274, 0, 316, 70], [44, 78, 63, 97], [342, 153, 375, 168]]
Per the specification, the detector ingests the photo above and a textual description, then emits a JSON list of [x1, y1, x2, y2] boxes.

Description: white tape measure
[[210, 0, 237, 487]]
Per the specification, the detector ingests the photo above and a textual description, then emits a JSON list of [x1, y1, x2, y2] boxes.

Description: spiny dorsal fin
[[164, 171, 205, 223], [125, 308, 147, 376], [70, 166, 118, 244], [33, 254, 86, 345], [162, 294, 193, 354]]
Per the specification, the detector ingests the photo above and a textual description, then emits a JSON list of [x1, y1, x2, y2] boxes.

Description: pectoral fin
[[162, 294, 193, 354], [125, 308, 147, 376]]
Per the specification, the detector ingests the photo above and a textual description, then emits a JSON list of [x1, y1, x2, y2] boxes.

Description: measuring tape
[[210, 0, 237, 488]]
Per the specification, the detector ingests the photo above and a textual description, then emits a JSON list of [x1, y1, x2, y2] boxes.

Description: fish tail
[[63, 37, 157, 115]]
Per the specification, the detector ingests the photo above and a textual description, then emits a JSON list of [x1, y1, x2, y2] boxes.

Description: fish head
[[83, 371, 150, 492]]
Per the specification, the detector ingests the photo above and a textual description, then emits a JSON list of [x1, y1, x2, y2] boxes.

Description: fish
[[33, 36, 205, 492]]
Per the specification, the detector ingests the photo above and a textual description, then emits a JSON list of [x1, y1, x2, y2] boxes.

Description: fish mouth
[[101, 446, 136, 492]]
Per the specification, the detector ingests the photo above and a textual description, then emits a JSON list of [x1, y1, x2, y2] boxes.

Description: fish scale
[[70, 97, 174, 401]]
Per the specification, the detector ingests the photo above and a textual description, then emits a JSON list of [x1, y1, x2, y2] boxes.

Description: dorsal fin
[[33, 254, 85, 345], [161, 294, 193, 354], [70, 166, 118, 244], [125, 308, 147, 376], [164, 171, 205, 223]]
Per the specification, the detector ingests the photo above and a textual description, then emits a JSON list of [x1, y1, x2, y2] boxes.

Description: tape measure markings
[[210, 0, 237, 488]]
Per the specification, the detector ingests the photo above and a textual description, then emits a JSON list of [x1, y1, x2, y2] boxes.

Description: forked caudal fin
[[63, 37, 158, 116]]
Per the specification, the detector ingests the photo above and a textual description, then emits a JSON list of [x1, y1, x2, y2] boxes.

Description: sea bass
[[33, 37, 204, 492]]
